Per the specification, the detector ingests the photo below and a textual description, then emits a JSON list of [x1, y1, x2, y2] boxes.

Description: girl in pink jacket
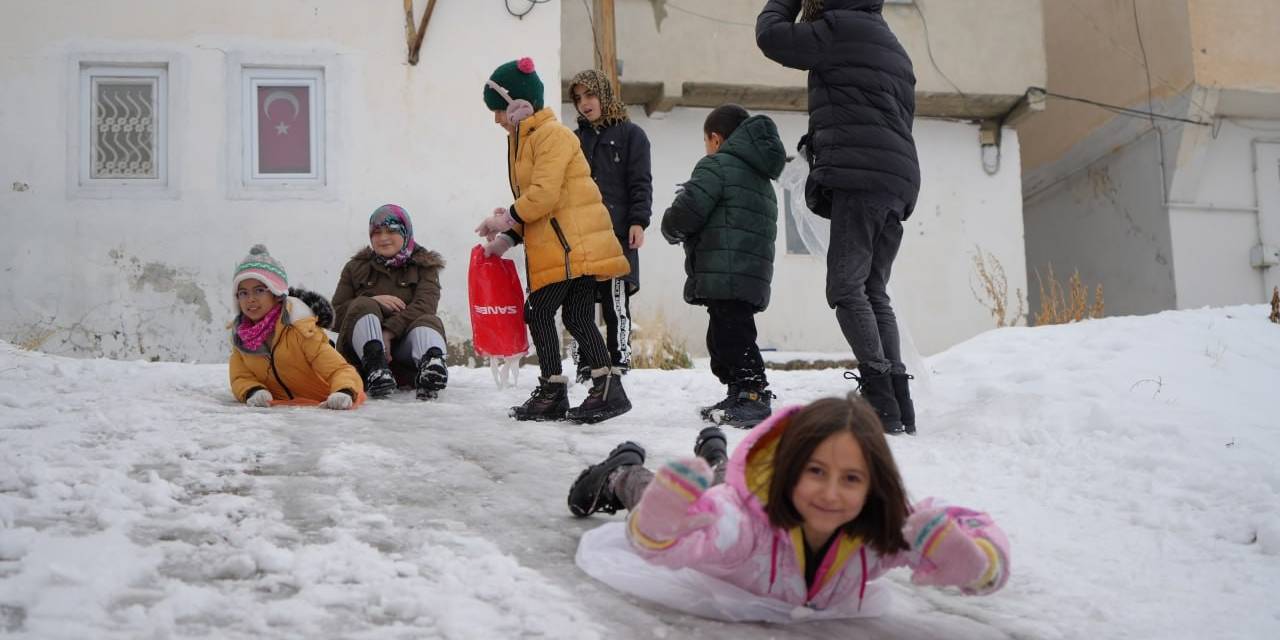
[[567, 394, 1009, 620]]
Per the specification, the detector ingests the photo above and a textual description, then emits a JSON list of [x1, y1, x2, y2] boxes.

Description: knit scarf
[[375, 244, 415, 269], [237, 302, 282, 352]]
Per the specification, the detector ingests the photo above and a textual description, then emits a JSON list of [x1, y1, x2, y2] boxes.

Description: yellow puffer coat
[[228, 297, 362, 404], [506, 107, 629, 291]]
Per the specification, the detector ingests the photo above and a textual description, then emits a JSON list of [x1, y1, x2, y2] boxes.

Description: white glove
[[483, 234, 515, 258], [246, 389, 273, 407], [323, 391, 354, 410], [475, 208, 517, 241]]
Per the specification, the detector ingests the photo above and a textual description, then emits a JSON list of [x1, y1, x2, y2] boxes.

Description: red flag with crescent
[[257, 85, 311, 174]]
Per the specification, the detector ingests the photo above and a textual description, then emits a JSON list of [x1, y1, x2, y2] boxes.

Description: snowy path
[[2, 305, 1278, 638]]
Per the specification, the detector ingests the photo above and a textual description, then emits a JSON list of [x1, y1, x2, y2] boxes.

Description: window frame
[[78, 63, 168, 189], [241, 66, 325, 185]]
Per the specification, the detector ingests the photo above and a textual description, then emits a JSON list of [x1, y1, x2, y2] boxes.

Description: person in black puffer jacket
[[567, 69, 654, 382], [661, 105, 786, 429], [756, 0, 920, 436]]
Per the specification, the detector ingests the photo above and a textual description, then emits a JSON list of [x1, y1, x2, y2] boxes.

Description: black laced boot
[[361, 341, 397, 398], [510, 375, 570, 421], [698, 383, 740, 422], [415, 347, 448, 400], [891, 373, 916, 435], [717, 385, 775, 429], [566, 368, 632, 424], [567, 442, 645, 517], [845, 365, 904, 435], [694, 426, 728, 469]]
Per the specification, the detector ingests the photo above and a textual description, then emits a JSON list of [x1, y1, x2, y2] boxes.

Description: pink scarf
[[237, 303, 283, 351]]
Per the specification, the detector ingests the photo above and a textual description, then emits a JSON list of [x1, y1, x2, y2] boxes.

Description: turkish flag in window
[[257, 85, 310, 174]]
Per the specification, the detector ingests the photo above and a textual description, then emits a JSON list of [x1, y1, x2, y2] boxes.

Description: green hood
[[718, 115, 787, 181]]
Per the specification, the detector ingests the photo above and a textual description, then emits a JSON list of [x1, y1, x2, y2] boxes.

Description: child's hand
[[628, 225, 645, 249], [905, 502, 1007, 594], [630, 458, 716, 546], [484, 234, 515, 258], [372, 295, 406, 313], [322, 391, 354, 410], [246, 389, 272, 407], [475, 208, 516, 240]]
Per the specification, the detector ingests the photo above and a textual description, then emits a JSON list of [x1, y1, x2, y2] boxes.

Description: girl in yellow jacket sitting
[[476, 57, 632, 424], [229, 245, 363, 409]]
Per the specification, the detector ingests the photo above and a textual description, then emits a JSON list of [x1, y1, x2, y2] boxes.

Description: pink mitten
[[905, 500, 1009, 595], [475, 208, 516, 241], [629, 457, 717, 548], [483, 234, 514, 258]]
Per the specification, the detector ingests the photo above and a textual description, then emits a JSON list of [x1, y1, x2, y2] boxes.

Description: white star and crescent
[[263, 90, 301, 136]]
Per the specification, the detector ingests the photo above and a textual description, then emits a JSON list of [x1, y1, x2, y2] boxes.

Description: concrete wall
[[562, 0, 1044, 115], [1023, 130, 1176, 318], [1188, 0, 1280, 93], [0, 0, 561, 361], [572, 104, 1028, 356]]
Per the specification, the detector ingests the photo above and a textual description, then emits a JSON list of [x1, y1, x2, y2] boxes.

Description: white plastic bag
[[574, 522, 890, 623]]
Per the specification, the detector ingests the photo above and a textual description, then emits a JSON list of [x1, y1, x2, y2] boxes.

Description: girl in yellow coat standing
[[229, 245, 363, 409], [476, 57, 632, 424]]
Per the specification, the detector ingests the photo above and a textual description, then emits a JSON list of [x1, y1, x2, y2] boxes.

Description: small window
[[80, 64, 167, 186], [783, 187, 811, 255], [242, 67, 324, 183]]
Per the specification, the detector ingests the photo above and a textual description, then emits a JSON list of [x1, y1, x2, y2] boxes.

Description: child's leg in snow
[[391, 326, 447, 366], [600, 278, 633, 369], [527, 280, 573, 377], [559, 277, 610, 371], [611, 461, 726, 511], [351, 311, 386, 354]]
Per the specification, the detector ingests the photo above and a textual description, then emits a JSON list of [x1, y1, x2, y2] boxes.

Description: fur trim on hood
[[351, 246, 446, 270], [288, 287, 334, 329]]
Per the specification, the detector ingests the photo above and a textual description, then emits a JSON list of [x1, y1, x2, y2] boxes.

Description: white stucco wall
[[0, 1, 561, 361], [1024, 130, 1177, 318], [565, 104, 1028, 356], [1168, 118, 1280, 307]]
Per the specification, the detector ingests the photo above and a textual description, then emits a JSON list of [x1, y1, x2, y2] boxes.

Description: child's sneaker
[[510, 375, 570, 421], [698, 383, 740, 422], [361, 341, 397, 398], [567, 441, 645, 517], [694, 426, 728, 468], [716, 387, 775, 429], [415, 347, 448, 401]]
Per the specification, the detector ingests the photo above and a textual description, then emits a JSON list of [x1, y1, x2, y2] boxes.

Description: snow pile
[[1, 304, 1277, 638]]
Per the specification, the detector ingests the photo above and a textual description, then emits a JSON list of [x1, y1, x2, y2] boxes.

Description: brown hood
[[568, 69, 629, 128]]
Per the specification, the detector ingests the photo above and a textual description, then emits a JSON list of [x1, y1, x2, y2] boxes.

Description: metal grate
[[92, 80, 156, 179]]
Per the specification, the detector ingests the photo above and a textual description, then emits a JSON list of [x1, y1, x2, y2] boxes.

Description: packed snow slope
[[1, 305, 1277, 639]]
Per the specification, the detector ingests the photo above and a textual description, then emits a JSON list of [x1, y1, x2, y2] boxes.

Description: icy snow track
[[1, 305, 1278, 639]]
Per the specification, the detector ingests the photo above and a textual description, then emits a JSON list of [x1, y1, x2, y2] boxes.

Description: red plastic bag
[[468, 244, 529, 359]]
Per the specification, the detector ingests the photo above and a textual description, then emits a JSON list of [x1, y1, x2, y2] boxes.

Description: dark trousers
[[526, 277, 610, 378], [706, 300, 767, 388], [827, 191, 905, 374], [568, 278, 633, 370]]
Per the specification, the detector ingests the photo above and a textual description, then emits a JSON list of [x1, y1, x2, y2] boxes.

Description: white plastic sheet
[[574, 522, 890, 623]]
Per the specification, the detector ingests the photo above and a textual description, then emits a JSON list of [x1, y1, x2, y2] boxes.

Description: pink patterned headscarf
[[369, 204, 417, 268]]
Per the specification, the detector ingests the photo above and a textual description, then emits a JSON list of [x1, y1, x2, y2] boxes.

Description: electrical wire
[[580, 0, 602, 69], [664, 2, 755, 28], [911, 0, 966, 105], [1031, 88, 1211, 127], [505, 0, 551, 20]]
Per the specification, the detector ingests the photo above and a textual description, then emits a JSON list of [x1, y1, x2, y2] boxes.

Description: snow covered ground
[[1, 305, 1277, 639]]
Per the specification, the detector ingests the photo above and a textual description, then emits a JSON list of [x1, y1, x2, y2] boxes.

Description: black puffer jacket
[[661, 115, 787, 312], [575, 118, 653, 292], [756, 0, 920, 219]]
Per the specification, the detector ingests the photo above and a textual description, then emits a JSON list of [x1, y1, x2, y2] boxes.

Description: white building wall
[[1168, 119, 1278, 307], [0, 1, 561, 361], [566, 104, 1028, 356]]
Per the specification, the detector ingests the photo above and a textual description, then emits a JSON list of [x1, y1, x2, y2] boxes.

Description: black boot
[[846, 365, 904, 435], [361, 341, 397, 398], [716, 385, 774, 429], [510, 375, 570, 421], [694, 426, 728, 468], [567, 442, 645, 517], [415, 347, 448, 401], [891, 373, 916, 435], [698, 383, 740, 422], [566, 368, 632, 424]]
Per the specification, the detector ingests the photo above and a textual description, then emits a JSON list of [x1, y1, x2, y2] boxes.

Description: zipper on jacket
[[266, 333, 295, 400], [549, 218, 572, 280], [507, 127, 522, 201]]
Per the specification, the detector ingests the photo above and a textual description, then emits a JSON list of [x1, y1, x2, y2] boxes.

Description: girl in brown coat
[[477, 57, 632, 424], [332, 204, 449, 400]]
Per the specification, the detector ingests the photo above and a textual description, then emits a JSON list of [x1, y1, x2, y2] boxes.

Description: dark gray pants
[[612, 463, 728, 511], [827, 191, 905, 374]]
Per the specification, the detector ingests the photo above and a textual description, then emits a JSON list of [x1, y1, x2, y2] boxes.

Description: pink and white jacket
[[626, 405, 1010, 611]]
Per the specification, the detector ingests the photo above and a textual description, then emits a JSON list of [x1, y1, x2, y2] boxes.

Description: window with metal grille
[[80, 65, 167, 185]]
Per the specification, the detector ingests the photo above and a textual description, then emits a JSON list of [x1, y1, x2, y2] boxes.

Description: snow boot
[[510, 375, 570, 421], [846, 365, 904, 435], [415, 347, 448, 401], [567, 441, 646, 517], [361, 341, 398, 398], [566, 368, 632, 424], [694, 426, 728, 469], [716, 386, 775, 429], [891, 372, 916, 435], [698, 383, 740, 422]]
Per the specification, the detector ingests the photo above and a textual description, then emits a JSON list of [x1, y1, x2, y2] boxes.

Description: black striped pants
[[527, 276, 610, 378]]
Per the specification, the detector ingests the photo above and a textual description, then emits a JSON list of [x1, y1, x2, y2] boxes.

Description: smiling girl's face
[[790, 431, 870, 548]]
